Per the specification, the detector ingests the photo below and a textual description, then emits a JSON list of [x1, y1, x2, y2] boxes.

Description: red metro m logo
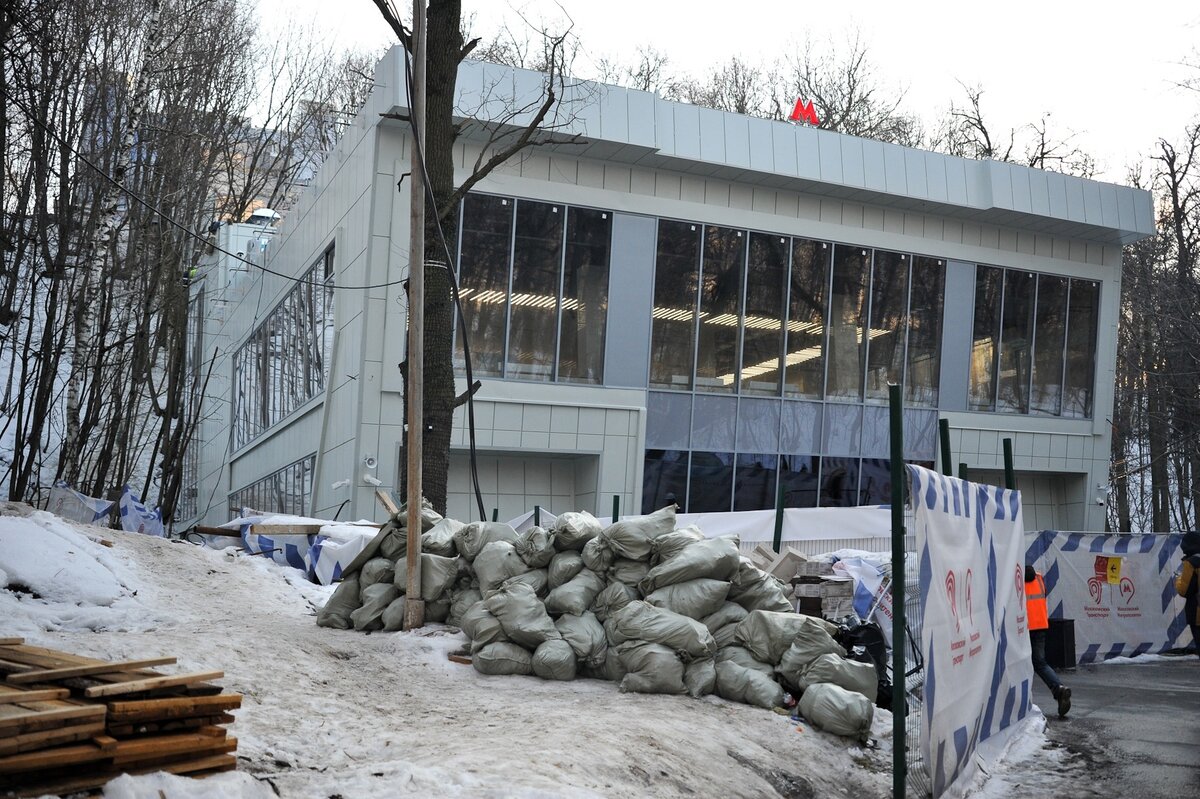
[[789, 98, 820, 126]]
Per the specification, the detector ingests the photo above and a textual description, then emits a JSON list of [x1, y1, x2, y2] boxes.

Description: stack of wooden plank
[[0, 637, 240, 797]]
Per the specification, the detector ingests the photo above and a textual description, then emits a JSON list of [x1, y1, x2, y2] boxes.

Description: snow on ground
[[0, 504, 1079, 798], [1092, 653, 1175, 665]]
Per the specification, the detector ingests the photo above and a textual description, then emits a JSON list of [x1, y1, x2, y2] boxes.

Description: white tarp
[[46, 482, 113, 525], [909, 465, 1033, 799], [117, 486, 163, 537], [309, 523, 380, 585], [834, 556, 896, 648], [674, 506, 890, 543], [1024, 530, 1193, 663]]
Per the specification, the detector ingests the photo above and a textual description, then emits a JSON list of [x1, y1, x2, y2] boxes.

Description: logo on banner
[[1087, 556, 1140, 619], [946, 568, 982, 666], [1015, 565, 1027, 634]]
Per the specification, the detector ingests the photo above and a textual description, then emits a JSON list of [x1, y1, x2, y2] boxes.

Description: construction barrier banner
[[47, 482, 114, 524], [909, 466, 1033, 798], [1024, 531, 1192, 663], [117, 486, 164, 537]]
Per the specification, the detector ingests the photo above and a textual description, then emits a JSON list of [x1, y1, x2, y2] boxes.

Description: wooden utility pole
[[403, 0, 427, 631]]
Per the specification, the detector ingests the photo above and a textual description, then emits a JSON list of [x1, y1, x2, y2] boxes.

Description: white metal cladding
[[376, 48, 1154, 246]]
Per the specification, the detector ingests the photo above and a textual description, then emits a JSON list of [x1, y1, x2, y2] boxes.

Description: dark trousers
[[1030, 628, 1063, 692]]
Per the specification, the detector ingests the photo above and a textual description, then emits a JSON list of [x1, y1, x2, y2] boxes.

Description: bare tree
[[775, 32, 923, 144], [672, 57, 773, 117], [931, 82, 1094, 177], [371, 0, 586, 514]]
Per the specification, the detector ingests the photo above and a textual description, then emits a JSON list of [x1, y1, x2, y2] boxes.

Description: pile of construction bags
[[316, 504, 878, 740]]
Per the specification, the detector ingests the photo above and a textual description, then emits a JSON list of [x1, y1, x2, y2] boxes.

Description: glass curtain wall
[[228, 454, 316, 517], [906, 257, 944, 406], [1063, 280, 1099, 418], [454, 193, 613, 383], [970, 266, 1099, 418], [507, 201, 563, 380], [649, 221, 702, 390], [232, 249, 335, 450], [694, 227, 745, 392], [865, 250, 909, 401], [1030, 275, 1068, 415], [969, 265, 1004, 411], [785, 239, 830, 398], [455, 194, 512, 377], [559, 208, 612, 383], [826, 245, 870, 400], [740, 234, 788, 395]]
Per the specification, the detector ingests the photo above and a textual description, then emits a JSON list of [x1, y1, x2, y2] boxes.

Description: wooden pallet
[[0, 639, 240, 796]]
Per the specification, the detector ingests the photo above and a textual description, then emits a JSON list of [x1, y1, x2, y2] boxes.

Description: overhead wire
[[398, 14, 488, 520], [0, 71, 415, 293]]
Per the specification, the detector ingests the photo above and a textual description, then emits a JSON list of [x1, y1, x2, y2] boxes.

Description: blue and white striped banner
[[117, 486, 163, 537], [909, 465, 1033, 798], [1025, 530, 1191, 663]]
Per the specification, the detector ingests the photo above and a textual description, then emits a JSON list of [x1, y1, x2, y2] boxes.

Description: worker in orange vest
[[1025, 563, 1071, 718]]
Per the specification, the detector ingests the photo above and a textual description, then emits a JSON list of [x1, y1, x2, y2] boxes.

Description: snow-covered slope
[[0, 504, 1081, 798]]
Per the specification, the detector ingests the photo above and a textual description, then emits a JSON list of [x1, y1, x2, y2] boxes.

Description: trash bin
[[1045, 618, 1076, 669]]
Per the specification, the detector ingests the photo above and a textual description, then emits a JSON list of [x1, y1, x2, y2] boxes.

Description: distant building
[[182, 47, 1154, 531]]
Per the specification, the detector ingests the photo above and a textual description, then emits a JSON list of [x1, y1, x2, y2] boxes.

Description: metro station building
[[183, 47, 1154, 533]]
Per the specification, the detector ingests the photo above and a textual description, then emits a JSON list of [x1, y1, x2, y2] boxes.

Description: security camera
[[363, 455, 378, 469], [236, 250, 245, 258]]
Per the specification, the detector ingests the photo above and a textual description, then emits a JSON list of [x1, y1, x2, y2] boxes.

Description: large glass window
[[779, 454, 820, 508], [785, 239, 830, 399], [1030, 275, 1068, 415], [734, 453, 778, 511], [826, 245, 870, 401], [997, 270, 1036, 413], [228, 454, 315, 517], [687, 451, 734, 512], [695, 227, 745, 392], [232, 248, 334, 450], [641, 449, 689, 514], [865, 250, 909, 401], [455, 194, 612, 383], [857, 458, 891, 505], [969, 265, 1098, 418], [506, 200, 563, 380], [820, 456, 860, 507], [740, 234, 788, 395], [1063, 279, 1099, 418], [649, 221, 702, 390], [559, 208, 611, 383], [456, 194, 512, 377], [969, 265, 1004, 411], [906, 257, 944, 406]]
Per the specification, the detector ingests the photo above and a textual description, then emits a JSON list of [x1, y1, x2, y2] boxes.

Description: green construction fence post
[[1003, 437, 1016, 490], [939, 418, 953, 476], [772, 477, 785, 554], [612, 495, 619, 524], [958, 462, 969, 481], [534, 505, 541, 528], [888, 384, 907, 799]]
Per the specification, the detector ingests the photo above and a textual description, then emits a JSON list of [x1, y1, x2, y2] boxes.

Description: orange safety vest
[[1025, 573, 1049, 631]]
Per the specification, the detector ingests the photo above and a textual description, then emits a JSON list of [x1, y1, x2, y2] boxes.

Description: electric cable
[[0, 75, 416, 293], [398, 23, 488, 520]]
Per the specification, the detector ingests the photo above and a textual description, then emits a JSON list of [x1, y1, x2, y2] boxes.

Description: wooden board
[[84, 670, 223, 698], [0, 639, 23, 646], [0, 702, 107, 737], [376, 488, 401, 516], [6, 657, 177, 684], [0, 687, 70, 705], [4, 750, 237, 797], [106, 712, 235, 738], [0, 721, 106, 757], [106, 694, 242, 724]]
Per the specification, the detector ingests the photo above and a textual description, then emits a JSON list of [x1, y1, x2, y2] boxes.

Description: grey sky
[[260, 0, 1200, 185]]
